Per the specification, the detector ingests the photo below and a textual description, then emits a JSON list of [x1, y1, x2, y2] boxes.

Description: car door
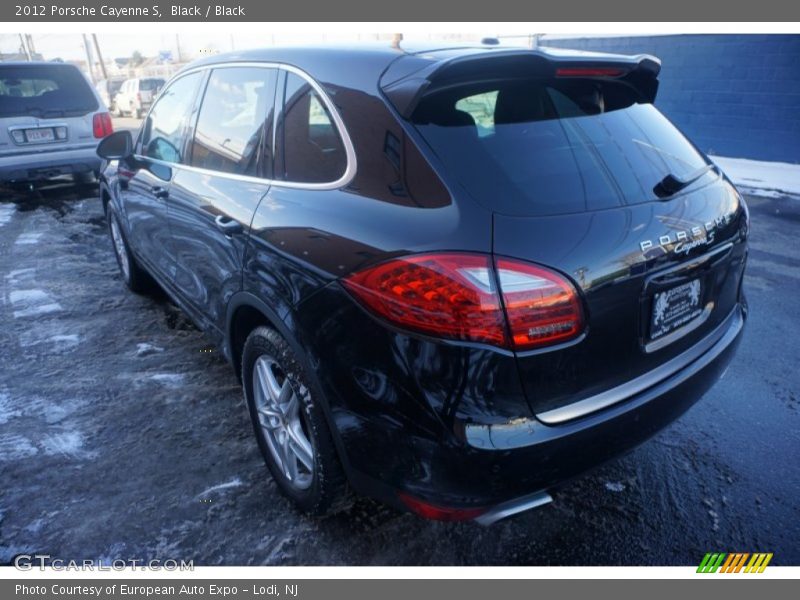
[[119, 71, 204, 282], [168, 65, 278, 333]]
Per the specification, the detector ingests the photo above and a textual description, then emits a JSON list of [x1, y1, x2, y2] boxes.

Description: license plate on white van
[[25, 128, 56, 143]]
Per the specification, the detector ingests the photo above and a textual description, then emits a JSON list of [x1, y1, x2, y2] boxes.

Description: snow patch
[[24, 518, 47, 534], [196, 478, 243, 499], [0, 391, 22, 424], [49, 334, 80, 345], [0, 434, 39, 461], [149, 373, 185, 387], [9, 289, 50, 304], [5, 267, 36, 283], [15, 232, 42, 245], [0, 204, 14, 227], [136, 342, 165, 357], [13, 303, 62, 318], [41, 431, 95, 459], [9, 288, 62, 318], [711, 156, 800, 198]]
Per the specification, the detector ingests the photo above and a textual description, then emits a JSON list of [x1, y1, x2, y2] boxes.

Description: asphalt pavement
[[0, 181, 798, 566]]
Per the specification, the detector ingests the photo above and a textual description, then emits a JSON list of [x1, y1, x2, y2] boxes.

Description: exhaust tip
[[474, 490, 553, 526]]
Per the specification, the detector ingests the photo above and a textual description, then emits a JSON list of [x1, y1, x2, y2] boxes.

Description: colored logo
[[697, 552, 773, 573]]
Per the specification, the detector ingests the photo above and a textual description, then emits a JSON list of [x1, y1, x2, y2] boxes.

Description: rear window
[[412, 79, 713, 216], [0, 64, 98, 119], [140, 78, 165, 92]]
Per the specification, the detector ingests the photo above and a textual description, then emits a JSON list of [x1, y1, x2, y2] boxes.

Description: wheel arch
[[225, 291, 355, 477], [225, 292, 287, 381]]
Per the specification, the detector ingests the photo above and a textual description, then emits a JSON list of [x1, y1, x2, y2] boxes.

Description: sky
[[0, 32, 519, 62]]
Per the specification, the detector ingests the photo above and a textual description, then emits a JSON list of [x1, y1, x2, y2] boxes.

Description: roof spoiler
[[381, 49, 662, 119]]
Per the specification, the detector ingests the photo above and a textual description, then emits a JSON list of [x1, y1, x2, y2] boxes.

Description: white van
[[112, 77, 165, 118]]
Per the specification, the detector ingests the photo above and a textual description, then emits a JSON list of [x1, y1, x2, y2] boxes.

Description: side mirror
[[97, 130, 133, 160]]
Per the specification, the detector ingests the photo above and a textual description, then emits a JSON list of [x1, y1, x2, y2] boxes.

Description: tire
[[242, 326, 350, 516], [106, 208, 153, 294]]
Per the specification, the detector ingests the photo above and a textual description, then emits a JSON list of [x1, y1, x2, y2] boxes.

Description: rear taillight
[[92, 112, 113, 138], [342, 253, 507, 347], [496, 258, 584, 350], [342, 253, 583, 352]]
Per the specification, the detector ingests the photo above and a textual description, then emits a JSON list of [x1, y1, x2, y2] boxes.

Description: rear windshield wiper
[[653, 163, 717, 198]]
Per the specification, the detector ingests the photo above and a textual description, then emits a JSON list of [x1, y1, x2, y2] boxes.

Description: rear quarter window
[[275, 71, 348, 184], [0, 64, 98, 118]]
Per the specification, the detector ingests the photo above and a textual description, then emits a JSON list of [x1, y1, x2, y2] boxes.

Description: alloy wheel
[[252, 355, 314, 490]]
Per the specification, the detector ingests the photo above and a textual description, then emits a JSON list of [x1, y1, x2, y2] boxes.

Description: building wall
[[540, 34, 800, 163]]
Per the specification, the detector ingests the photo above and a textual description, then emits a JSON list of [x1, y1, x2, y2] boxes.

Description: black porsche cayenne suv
[[98, 43, 748, 524]]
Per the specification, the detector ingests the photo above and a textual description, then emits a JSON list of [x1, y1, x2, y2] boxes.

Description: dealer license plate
[[649, 279, 703, 341]]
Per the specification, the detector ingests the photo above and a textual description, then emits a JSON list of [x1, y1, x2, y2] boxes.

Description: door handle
[[214, 214, 243, 236], [150, 186, 169, 199]]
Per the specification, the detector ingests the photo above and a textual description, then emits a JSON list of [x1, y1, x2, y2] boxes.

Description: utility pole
[[18, 34, 31, 60], [92, 34, 108, 80], [25, 34, 37, 57], [175, 34, 183, 63], [82, 34, 96, 84]]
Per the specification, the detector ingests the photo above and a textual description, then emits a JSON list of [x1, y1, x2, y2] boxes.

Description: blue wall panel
[[540, 34, 800, 163]]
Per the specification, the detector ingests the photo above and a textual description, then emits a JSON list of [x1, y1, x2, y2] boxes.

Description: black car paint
[[100, 44, 747, 516]]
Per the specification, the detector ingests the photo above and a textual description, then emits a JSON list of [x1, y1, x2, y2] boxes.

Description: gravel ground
[[0, 181, 798, 566]]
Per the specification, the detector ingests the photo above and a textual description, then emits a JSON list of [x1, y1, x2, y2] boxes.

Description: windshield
[[411, 79, 714, 216], [0, 64, 98, 119], [140, 78, 165, 91], [108, 80, 124, 95]]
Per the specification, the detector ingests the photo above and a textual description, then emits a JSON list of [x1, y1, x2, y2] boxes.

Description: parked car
[[96, 77, 125, 115], [0, 61, 111, 186], [97, 44, 748, 523], [112, 77, 165, 118]]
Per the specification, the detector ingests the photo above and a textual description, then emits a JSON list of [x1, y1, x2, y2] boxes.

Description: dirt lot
[[0, 181, 798, 565]]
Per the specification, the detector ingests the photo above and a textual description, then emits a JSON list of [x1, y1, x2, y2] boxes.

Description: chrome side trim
[[537, 306, 743, 424], [474, 491, 553, 526], [134, 61, 357, 191]]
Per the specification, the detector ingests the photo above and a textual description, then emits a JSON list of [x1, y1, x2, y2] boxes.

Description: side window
[[190, 67, 277, 177], [455, 91, 498, 138], [276, 71, 347, 184], [140, 72, 202, 164]]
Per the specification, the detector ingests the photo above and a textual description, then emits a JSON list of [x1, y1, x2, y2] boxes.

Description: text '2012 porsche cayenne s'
[[97, 44, 748, 524]]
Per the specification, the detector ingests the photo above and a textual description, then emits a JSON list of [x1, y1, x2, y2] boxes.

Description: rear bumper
[[0, 145, 102, 182], [348, 303, 746, 517]]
